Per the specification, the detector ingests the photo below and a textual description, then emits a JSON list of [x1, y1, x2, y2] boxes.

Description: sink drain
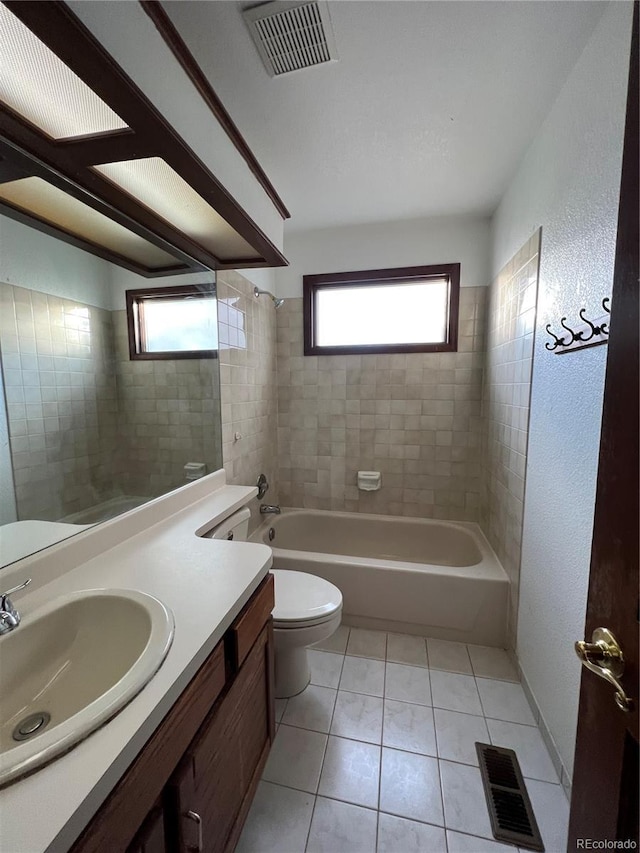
[[12, 711, 51, 742]]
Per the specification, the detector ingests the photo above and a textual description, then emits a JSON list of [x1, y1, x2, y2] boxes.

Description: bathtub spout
[[260, 504, 281, 515]]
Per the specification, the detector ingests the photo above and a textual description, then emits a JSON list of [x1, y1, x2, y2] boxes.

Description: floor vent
[[243, 1, 338, 77], [476, 742, 545, 851]]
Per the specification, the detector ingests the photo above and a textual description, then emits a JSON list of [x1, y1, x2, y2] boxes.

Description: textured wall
[[490, 2, 632, 782], [480, 231, 540, 648], [276, 215, 490, 298], [276, 288, 485, 519], [218, 270, 279, 532]]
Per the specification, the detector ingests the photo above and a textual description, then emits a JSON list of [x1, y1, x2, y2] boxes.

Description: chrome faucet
[[0, 579, 32, 635], [260, 504, 281, 515]]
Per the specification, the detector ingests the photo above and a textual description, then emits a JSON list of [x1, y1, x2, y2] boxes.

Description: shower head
[[254, 286, 284, 308]]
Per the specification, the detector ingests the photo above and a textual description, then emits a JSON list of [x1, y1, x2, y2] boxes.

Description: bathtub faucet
[[260, 504, 281, 515]]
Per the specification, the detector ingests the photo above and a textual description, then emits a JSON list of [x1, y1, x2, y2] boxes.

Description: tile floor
[[237, 627, 569, 853]]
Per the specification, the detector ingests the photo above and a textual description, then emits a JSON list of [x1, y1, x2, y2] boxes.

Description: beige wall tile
[[479, 230, 540, 646]]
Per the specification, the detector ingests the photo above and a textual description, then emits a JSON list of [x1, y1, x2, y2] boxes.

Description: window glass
[[126, 285, 218, 360], [142, 296, 218, 352], [303, 264, 459, 356], [315, 280, 448, 347]]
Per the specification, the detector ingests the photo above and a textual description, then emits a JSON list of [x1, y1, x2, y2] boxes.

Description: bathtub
[[251, 508, 508, 647]]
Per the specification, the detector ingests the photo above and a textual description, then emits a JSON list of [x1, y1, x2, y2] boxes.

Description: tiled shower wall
[[112, 310, 221, 499], [480, 230, 540, 646], [217, 270, 279, 532], [276, 287, 486, 519], [0, 283, 118, 520], [0, 284, 222, 521]]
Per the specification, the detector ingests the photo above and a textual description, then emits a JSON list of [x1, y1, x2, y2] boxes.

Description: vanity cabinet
[[72, 574, 275, 853]]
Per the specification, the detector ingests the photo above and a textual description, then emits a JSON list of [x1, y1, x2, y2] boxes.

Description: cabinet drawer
[[227, 573, 274, 669]]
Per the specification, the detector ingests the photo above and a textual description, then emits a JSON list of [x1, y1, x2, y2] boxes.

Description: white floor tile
[[282, 685, 337, 734], [339, 656, 385, 696], [468, 645, 519, 682], [434, 708, 489, 765], [275, 697, 288, 724], [476, 678, 536, 725], [306, 797, 378, 853], [525, 778, 570, 852], [427, 639, 473, 674], [384, 662, 431, 705], [309, 649, 344, 689], [440, 759, 493, 839], [377, 812, 447, 853], [383, 699, 437, 756], [430, 670, 483, 715], [235, 782, 314, 853], [330, 691, 384, 744], [313, 624, 350, 654], [262, 724, 327, 793], [317, 735, 381, 809], [347, 627, 388, 659], [446, 830, 516, 853], [487, 718, 560, 782], [386, 633, 428, 667], [380, 748, 444, 826]]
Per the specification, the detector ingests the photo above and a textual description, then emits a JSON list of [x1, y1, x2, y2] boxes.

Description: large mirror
[[0, 213, 223, 569]]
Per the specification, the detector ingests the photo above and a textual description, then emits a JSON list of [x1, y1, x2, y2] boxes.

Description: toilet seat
[[271, 570, 342, 628]]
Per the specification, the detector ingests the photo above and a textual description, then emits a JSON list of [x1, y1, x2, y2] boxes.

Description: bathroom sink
[[0, 588, 174, 787]]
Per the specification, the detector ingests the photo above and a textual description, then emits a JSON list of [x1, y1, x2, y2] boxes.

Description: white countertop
[[0, 472, 272, 853]]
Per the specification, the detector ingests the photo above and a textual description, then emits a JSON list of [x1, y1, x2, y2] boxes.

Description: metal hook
[[560, 316, 579, 343], [545, 324, 565, 351]]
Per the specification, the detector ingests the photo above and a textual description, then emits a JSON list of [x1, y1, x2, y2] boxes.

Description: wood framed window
[[303, 263, 460, 356], [126, 284, 218, 360]]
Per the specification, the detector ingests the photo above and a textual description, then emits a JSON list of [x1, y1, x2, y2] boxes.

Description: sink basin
[[0, 588, 174, 787]]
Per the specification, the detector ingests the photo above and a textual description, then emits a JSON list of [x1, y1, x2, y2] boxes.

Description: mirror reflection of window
[[126, 285, 218, 359]]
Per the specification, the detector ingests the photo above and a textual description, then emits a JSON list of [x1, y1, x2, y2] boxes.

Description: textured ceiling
[[164, 1, 606, 233]]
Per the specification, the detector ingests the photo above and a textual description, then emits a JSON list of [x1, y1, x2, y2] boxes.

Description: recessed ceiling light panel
[[243, 1, 339, 77], [0, 177, 178, 267], [93, 158, 260, 261], [0, 3, 128, 139]]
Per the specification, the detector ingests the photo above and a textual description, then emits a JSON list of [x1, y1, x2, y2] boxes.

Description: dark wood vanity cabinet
[[169, 623, 272, 853], [73, 575, 275, 853]]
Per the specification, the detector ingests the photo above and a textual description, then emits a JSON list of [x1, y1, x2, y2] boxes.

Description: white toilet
[[204, 508, 343, 698]]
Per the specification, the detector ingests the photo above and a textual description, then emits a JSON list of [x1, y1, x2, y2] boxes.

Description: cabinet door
[[126, 805, 167, 853], [171, 624, 272, 853]]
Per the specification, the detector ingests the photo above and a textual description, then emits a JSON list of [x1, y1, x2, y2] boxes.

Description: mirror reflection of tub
[[0, 215, 223, 570]]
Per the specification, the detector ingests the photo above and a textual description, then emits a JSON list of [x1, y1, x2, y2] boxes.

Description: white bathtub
[[251, 508, 508, 647]]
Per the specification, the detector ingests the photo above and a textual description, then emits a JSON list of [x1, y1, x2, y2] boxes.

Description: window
[[126, 284, 218, 360], [303, 264, 460, 356]]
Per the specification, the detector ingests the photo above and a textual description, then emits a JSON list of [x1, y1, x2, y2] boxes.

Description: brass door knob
[[575, 628, 634, 712]]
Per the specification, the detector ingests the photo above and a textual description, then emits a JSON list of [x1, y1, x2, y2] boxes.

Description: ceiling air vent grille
[[243, 1, 338, 77]]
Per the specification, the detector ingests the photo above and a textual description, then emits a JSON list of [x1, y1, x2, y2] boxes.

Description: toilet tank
[[203, 507, 251, 542]]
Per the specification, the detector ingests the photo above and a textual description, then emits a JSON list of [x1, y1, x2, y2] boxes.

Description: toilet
[[204, 508, 343, 698]]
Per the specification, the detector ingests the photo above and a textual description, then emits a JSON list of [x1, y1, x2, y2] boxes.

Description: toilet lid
[[271, 570, 342, 625]]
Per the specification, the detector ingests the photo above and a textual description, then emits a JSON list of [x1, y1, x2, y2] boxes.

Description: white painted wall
[[276, 215, 491, 297], [491, 1, 633, 779], [0, 215, 113, 308]]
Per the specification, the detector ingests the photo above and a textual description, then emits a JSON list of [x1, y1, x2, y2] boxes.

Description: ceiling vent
[[243, 1, 338, 77]]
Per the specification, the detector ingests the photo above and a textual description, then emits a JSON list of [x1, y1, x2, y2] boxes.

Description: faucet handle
[[0, 578, 31, 609]]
